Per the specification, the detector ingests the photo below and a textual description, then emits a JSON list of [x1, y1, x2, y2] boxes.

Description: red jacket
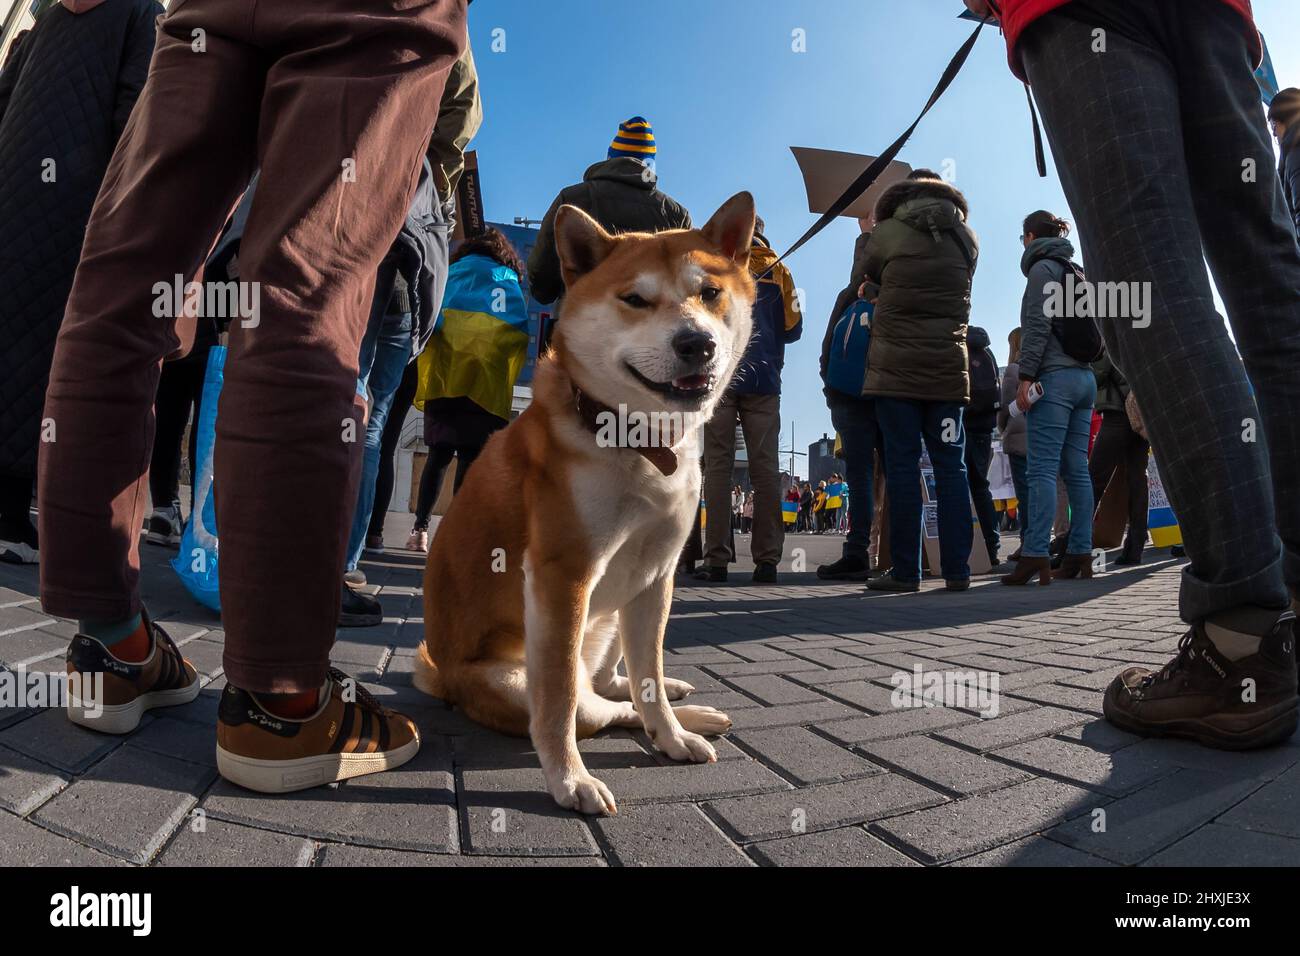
[[997, 0, 1261, 81]]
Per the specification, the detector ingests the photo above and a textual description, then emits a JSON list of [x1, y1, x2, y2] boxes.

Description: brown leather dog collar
[[572, 386, 679, 477]]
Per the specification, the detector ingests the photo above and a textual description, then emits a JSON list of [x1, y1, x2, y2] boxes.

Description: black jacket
[[0, 0, 161, 478], [527, 158, 692, 306], [1279, 126, 1300, 237], [963, 325, 998, 433]]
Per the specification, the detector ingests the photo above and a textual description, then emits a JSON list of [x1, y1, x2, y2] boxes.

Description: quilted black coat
[[0, 0, 162, 479]]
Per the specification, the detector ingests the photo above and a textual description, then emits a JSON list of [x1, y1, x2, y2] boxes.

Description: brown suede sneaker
[[66, 618, 201, 734], [1103, 612, 1298, 750], [216, 667, 420, 793]]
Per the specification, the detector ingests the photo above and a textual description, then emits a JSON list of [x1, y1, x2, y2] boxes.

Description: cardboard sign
[[919, 468, 992, 575], [1147, 455, 1183, 548], [790, 147, 913, 220]]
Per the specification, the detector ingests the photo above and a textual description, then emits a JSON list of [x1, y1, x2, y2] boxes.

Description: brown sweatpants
[[37, 0, 466, 693], [702, 393, 784, 569]]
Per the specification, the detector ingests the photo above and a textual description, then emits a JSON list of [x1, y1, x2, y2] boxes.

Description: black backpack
[[967, 345, 1001, 415], [1048, 257, 1105, 363]]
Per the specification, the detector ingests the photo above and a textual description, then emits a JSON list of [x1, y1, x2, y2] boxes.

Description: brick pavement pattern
[[2, 534, 1298, 867]]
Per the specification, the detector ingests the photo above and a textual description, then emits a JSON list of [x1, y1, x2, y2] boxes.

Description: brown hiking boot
[[216, 667, 420, 793], [1103, 612, 1298, 750], [66, 618, 201, 734]]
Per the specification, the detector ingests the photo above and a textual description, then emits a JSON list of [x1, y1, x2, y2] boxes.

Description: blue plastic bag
[[171, 345, 225, 612]]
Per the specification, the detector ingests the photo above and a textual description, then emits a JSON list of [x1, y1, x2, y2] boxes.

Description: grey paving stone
[[749, 825, 921, 866], [1055, 719, 1142, 753], [0, 604, 55, 638], [1218, 762, 1300, 839], [817, 706, 979, 744], [1123, 738, 1300, 782], [730, 726, 881, 786], [596, 757, 791, 805], [809, 678, 904, 712], [861, 736, 1033, 797], [726, 699, 860, 730], [679, 690, 763, 712], [0, 627, 67, 666], [592, 802, 753, 867], [0, 706, 127, 774], [317, 844, 605, 866], [951, 835, 1114, 867], [0, 809, 125, 866], [724, 673, 825, 705], [992, 736, 1176, 796], [157, 818, 315, 867], [935, 706, 1091, 753], [661, 665, 728, 694], [1143, 823, 1300, 867], [458, 767, 601, 856], [204, 737, 458, 853], [704, 659, 828, 678], [1005, 682, 1105, 715], [872, 776, 1094, 864], [127, 717, 216, 767], [722, 643, 801, 663], [33, 746, 216, 864], [705, 772, 946, 843], [783, 647, 878, 669], [793, 665, 897, 686], [1048, 769, 1262, 865], [0, 743, 70, 814]]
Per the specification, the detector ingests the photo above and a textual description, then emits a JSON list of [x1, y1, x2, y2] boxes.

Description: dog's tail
[[413, 642, 444, 698]]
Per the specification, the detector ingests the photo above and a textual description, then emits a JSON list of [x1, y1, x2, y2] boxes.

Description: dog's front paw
[[656, 729, 718, 764], [549, 771, 618, 816], [672, 704, 733, 736], [663, 677, 696, 700]]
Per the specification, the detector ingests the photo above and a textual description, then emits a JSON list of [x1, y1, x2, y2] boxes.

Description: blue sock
[[80, 613, 143, 646]]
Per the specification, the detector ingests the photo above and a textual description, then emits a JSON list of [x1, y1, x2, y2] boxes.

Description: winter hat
[[608, 117, 656, 162]]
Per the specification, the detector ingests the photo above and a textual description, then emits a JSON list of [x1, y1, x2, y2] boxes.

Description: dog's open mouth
[[625, 363, 714, 402]]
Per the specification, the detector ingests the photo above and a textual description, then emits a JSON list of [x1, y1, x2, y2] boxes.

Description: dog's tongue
[[673, 374, 709, 390]]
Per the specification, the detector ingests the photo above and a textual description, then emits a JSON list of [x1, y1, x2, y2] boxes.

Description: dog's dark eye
[[620, 293, 652, 309], [701, 286, 722, 303]]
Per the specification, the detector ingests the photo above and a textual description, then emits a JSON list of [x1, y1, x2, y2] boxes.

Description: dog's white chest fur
[[568, 453, 696, 616]]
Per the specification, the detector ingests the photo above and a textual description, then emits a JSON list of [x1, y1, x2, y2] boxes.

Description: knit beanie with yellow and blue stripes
[[608, 116, 656, 163]]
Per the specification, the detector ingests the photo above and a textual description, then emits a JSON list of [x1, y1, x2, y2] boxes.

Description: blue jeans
[[828, 396, 878, 559], [1008, 452, 1029, 544], [344, 299, 413, 572], [875, 398, 972, 582], [1024, 366, 1096, 558]]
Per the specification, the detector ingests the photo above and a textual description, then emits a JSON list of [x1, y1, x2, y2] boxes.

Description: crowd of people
[[0, 0, 1296, 797]]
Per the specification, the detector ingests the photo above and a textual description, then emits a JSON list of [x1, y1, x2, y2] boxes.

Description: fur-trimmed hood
[[874, 177, 969, 225]]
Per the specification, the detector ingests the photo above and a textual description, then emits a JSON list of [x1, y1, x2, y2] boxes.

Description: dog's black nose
[[672, 329, 716, 363]]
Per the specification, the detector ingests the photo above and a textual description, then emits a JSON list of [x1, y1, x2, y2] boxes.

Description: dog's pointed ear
[[555, 205, 616, 289], [701, 191, 756, 265]]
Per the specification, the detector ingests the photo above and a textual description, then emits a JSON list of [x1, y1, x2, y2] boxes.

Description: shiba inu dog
[[417, 192, 757, 814]]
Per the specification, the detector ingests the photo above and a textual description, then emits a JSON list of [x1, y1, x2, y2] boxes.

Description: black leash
[[765, 13, 993, 275]]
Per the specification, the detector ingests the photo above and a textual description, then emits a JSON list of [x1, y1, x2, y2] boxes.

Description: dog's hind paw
[[550, 772, 618, 816], [672, 704, 732, 736], [664, 677, 696, 700]]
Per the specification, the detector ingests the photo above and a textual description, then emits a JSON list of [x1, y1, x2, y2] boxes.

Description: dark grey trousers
[[1021, 0, 1300, 621]]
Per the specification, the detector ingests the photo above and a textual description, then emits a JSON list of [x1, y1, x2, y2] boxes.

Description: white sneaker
[[406, 527, 428, 553], [145, 501, 182, 547]]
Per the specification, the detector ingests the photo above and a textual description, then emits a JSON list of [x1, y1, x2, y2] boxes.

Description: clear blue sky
[[468, 0, 1300, 467]]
